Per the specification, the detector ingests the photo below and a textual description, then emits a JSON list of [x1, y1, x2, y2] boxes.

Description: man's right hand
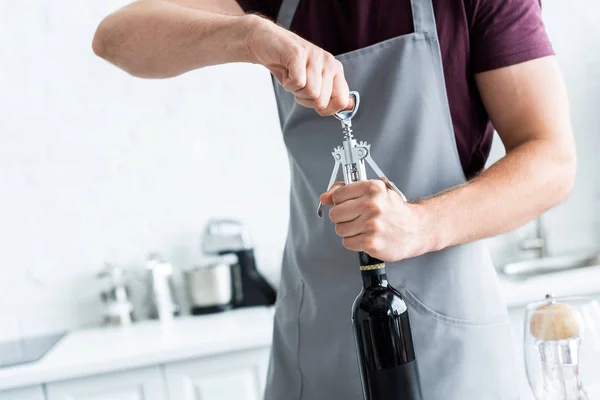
[[93, 0, 350, 115], [244, 16, 350, 116]]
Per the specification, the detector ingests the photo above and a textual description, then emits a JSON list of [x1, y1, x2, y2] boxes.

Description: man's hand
[[319, 180, 439, 262], [246, 17, 350, 116]]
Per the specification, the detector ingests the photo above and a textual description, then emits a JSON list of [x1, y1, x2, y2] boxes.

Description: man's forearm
[[422, 138, 576, 252], [93, 1, 257, 78]]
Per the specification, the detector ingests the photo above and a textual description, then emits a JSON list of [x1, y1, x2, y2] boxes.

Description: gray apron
[[265, 0, 520, 398]]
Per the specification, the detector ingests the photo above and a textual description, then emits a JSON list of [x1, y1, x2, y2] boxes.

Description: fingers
[[295, 69, 348, 115], [329, 198, 362, 223], [341, 235, 364, 252], [259, 25, 348, 114], [331, 180, 387, 205], [342, 233, 382, 255], [282, 45, 349, 116], [314, 67, 334, 114], [295, 58, 322, 101], [319, 68, 350, 116], [319, 182, 345, 206], [334, 213, 365, 237], [282, 45, 308, 92]]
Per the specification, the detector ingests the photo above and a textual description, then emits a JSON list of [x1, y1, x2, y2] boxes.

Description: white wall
[[0, 0, 290, 340], [0, 0, 598, 340]]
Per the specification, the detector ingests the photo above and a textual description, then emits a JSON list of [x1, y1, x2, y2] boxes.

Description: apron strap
[[276, 0, 438, 39], [276, 0, 301, 29], [411, 0, 438, 36]]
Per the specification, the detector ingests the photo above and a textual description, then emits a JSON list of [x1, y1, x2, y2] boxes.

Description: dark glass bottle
[[352, 252, 423, 400]]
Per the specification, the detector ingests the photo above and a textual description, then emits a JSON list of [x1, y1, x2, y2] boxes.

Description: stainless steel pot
[[185, 255, 236, 315]]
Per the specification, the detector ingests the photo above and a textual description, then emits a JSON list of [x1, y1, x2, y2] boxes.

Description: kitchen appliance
[[318, 92, 422, 400], [200, 219, 276, 312], [186, 253, 237, 315], [0, 332, 66, 369], [146, 254, 181, 321], [97, 263, 135, 326], [524, 294, 600, 399]]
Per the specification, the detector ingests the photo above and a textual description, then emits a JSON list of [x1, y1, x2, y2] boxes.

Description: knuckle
[[370, 238, 383, 254], [324, 52, 336, 65], [314, 99, 329, 112], [373, 205, 383, 216], [304, 87, 320, 100], [291, 45, 306, 61], [368, 200, 383, 215], [331, 192, 341, 205], [293, 77, 306, 88], [287, 77, 305, 91], [366, 197, 382, 215], [334, 224, 344, 237], [365, 218, 380, 233], [368, 180, 385, 194], [315, 49, 327, 63], [363, 236, 377, 253]]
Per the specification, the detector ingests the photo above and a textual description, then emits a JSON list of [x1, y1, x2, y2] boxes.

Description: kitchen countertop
[[2, 265, 600, 393], [0, 306, 275, 392], [499, 263, 600, 309]]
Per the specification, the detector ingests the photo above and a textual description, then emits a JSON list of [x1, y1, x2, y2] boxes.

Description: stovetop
[[0, 332, 66, 369]]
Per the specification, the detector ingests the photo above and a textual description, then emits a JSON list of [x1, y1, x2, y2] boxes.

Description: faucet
[[520, 216, 547, 258]]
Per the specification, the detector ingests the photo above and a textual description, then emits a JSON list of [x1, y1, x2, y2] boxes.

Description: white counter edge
[[0, 307, 275, 392]]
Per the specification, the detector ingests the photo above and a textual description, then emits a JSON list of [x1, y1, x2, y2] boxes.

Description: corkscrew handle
[[334, 91, 360, 123]]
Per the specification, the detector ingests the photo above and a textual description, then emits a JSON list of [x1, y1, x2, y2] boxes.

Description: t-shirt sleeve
[[469, 0, 555, 73], [235, 0, 279, 19]]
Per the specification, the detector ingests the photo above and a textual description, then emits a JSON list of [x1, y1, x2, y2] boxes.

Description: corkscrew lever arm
[[364, 154, 408, 203], [317, 159, 341, 217]]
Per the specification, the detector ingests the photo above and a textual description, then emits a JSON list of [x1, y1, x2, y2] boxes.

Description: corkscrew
[[317, 91, 408, 217]]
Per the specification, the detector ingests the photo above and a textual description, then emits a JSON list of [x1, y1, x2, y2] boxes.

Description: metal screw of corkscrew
[[317, 91, 408, 217]]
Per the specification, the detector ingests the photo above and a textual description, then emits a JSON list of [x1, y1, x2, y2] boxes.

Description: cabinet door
[[164, 347, 270, 400], [45, 366, 166, 400], [0, 386, 45, 400]]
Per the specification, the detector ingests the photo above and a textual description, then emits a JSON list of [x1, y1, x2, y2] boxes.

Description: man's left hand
[[319, 180, 439, 263]]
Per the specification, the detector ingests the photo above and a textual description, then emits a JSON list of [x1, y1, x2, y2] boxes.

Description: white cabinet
[[0, 386, 45, 400], [164, 347, 270, 400], [45, 366, 166, 400]]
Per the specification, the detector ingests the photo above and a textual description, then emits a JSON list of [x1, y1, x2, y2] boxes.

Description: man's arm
[[92, 0, 350, 115], [92, 0, 251, 78], [321, 56, 576, 261], [427, 56, 575, 248]]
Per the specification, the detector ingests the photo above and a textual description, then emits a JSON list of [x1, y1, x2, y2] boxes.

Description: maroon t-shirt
[[236, 0, 554, 178]]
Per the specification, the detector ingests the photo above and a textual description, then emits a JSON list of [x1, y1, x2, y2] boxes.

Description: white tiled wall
[[0, 0, 598, 340]]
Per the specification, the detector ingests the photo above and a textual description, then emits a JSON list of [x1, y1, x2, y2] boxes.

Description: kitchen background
[[0, 0, 599, 399]]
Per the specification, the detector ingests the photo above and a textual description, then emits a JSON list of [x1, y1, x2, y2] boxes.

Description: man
[[93, 0, 576, 398]]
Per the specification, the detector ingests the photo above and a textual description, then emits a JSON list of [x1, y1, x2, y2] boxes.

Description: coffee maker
[[189, 219, 276, 315]]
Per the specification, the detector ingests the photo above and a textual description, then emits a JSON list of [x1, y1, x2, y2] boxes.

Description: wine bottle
[[352, 251, 423, 400]]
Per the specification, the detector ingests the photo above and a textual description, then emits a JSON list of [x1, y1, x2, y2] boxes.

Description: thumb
[[319, 182, 345, 206]]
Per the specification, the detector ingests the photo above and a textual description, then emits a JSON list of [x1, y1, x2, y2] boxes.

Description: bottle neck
[[361, 268, 388, 288], [358, 251, 388, 288]]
